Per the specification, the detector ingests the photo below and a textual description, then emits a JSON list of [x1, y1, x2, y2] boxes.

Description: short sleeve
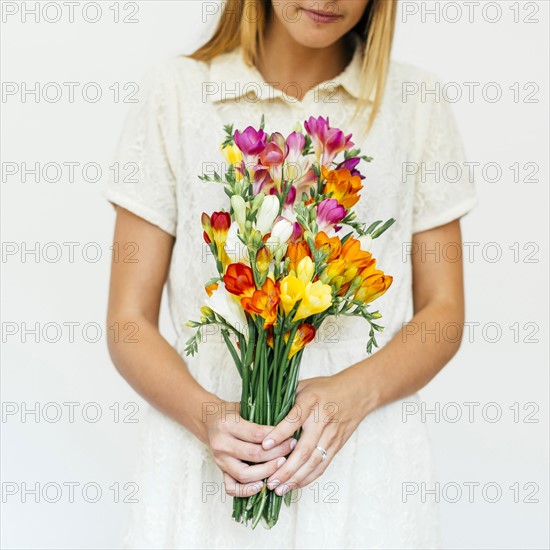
[[104, 64, 178, 237], [412, 80, 478, 233]]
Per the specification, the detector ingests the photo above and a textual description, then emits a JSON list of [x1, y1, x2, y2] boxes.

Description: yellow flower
[[296, 256, 314, 284], [221, 143, 243, 181], [293, 281, 332, 322], [319, 259, 346, 284], [256, 246, 271, 276], [279, 275, 305, 315], [342, 265, 359, 283], [221, 143, 243, 166]]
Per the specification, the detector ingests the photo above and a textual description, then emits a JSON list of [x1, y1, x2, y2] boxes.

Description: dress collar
[[207, 33, 369, 104]]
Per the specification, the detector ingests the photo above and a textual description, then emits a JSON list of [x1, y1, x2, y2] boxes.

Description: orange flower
[[223, 263, 256, 298], [288, 324, 316, 358], [321, 166, 363, 210], [339, 237, 373, 270], [315, 231, 341, 262], [354, 262, 393, 304], [241, 277, 280, 328], [285, 241, 311, 273], [205, 282, 218, 297]]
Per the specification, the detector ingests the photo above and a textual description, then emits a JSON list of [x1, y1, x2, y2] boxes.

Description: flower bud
[[230, 195, 247, 234], [256, 195, 280, 235], [359, 234, 373, 252], [251, 192, 265, 212]]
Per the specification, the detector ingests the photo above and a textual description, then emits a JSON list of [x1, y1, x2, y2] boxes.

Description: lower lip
[[302, 8, 342, 24]]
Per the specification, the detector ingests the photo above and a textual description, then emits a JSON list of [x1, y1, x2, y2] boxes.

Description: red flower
[[223, 263, 256, 298]]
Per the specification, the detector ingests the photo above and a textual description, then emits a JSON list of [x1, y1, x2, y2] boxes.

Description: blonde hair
[[189, 0, 397, 132]]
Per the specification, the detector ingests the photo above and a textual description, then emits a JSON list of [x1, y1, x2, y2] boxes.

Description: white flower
[[206, 286, 248, 338], [267, 218, 293, 249], [224, 222, 248, 264], [255, 195, 280, 235]]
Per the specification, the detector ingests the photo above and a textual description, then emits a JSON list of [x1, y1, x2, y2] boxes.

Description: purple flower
[[316, 198, 347, 232], [234, 126, 267, 164], [336, 157, 365, 179]]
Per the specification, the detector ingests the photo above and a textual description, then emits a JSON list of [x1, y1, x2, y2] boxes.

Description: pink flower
[[253, 167, 272, 195], [286, 132, 305, 161], [316, 198, 347, 232], [304, 116, 354, 166], [255, 132, 288, 193], [234, 126, 267, 166]]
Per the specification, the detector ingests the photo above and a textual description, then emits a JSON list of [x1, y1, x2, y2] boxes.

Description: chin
[[289, 26, 347, 49]]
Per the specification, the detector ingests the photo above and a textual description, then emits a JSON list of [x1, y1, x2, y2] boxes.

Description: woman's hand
[[204, 399, 297, 497], [261, 370, 378, 495]]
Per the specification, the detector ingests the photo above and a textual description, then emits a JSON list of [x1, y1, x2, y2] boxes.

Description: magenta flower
[[336, 157, 365, 179], [234, 126, 267, 165], [256, 132, 287, 192], [316, 198, 347, 232], [284, 185, 296, 208], [304, 116, 354, 166]]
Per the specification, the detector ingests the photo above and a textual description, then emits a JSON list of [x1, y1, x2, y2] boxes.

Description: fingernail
[[276, 484, 289, 496], [245, 483, 263, 497], [277, 457, 286, 468], [267, 479, 280, 490], [263, 438, 275, 450], [290, 438, 297, 450]]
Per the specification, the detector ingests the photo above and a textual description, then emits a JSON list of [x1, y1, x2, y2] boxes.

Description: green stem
[[221, 329, 242, 377]]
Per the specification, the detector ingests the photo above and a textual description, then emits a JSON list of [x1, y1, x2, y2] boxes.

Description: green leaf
[[371, 218, 396, 239]]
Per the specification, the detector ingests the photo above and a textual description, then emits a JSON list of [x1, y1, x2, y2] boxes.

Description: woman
[[106, 1, 477, 548]]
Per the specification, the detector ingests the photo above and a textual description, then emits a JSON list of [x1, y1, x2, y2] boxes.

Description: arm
[[107, 206, 213, 442], [107, 207, 294, 494], [345, 218, 465, 413], [261, 220, 466, 492]]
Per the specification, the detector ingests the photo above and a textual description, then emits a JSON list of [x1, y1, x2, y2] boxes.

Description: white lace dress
[[105, 44, 478, 549]]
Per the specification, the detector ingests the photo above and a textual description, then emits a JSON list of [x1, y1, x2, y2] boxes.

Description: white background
[[1, 1, 548, 548]]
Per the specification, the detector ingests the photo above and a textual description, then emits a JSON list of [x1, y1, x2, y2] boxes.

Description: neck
[[255, 14, 354, 101]]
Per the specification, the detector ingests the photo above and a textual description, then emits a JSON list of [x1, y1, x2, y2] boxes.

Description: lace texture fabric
[[104, 43, 477, 549]]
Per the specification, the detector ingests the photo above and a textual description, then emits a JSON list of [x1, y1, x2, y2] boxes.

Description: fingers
[[281, 443, 332, 491], [266, 417, 324, 493], [223, 472, 264, 498], [261, 401, 306, 450], [223, 456, 287, 485], [227, 416, 274, 444], [219, 435, 295, 464]]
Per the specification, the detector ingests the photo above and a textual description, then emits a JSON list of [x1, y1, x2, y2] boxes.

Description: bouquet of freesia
[[185, 115, 394, 529]]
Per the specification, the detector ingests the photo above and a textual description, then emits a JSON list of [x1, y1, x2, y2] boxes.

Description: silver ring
[[316, 446, 327, 462]]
